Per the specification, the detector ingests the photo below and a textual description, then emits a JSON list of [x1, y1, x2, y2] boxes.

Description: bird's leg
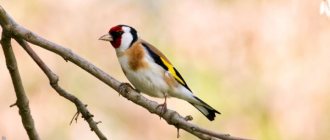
[[156, 95, 167, 117]]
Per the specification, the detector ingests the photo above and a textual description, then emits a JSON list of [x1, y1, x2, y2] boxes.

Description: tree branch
[[0, 5, 250, 140], [15, 38, 108, 140], [1, 31, 40, 140]]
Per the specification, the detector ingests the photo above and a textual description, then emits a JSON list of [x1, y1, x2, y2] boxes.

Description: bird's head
[[99, 25, 138, 51]]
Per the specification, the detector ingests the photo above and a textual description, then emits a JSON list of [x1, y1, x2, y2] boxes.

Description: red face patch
[[109, 25, 124, 48], [109, 25, 122, 33]]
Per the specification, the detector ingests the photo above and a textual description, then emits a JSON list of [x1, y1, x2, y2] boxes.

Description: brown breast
[[125, 40, 148, 71]]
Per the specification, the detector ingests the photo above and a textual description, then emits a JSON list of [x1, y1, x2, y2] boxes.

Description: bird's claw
[[156, 103, 167, 118], [119, 82, 140, 95], [118, 82, 133, 94]]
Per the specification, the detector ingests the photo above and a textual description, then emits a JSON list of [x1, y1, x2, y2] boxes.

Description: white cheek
[[116, 27, 133, 53], [121, 33, 133, 48]]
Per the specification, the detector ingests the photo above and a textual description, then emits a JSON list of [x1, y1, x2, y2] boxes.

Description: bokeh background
[[1, 0, 330, 140]]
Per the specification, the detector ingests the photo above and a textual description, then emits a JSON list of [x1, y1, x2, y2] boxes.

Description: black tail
[[190, 96, 220, 121]]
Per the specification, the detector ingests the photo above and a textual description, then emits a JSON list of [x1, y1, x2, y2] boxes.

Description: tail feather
[[190, 96, 220, 121]]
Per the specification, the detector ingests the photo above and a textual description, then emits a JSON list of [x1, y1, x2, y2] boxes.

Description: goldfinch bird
[[99, 25, 220, 121]]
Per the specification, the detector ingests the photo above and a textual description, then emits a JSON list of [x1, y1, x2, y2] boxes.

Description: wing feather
[[141, 40, 192, 91]]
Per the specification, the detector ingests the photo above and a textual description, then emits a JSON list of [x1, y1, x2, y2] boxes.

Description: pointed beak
[[99, 34, 113, 41]]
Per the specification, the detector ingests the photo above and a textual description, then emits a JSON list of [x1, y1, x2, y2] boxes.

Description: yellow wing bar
[[160, 57, 185, 85]]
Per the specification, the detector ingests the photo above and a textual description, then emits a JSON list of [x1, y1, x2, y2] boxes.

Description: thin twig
[[70, 111, 80, 125], [15, 38, 108, 140], [0, 5, 250, 140], [1, 31, 40, 140]]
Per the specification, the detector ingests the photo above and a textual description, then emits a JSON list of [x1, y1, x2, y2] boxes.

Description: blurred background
[[1, 0, 330, 140]]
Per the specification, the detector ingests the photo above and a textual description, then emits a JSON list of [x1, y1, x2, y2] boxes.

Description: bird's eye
[[111, 31, 124, 38]]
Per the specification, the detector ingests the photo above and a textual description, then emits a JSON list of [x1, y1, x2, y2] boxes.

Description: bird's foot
[[118, 82, 133, 95], [156, 102, 167, 119], [119, 82, 140, 95]]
